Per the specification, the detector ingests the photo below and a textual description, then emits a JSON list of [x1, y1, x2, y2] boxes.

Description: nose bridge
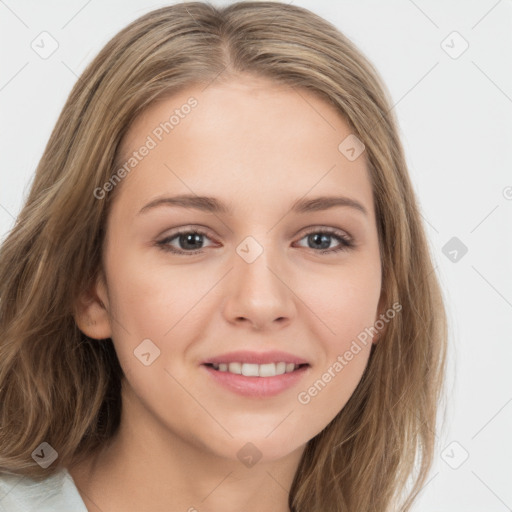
[[235, 233, 285, 295], [223, 232, 294, 326]]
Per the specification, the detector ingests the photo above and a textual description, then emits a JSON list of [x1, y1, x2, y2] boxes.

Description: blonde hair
[[0, 2, 448, 510]]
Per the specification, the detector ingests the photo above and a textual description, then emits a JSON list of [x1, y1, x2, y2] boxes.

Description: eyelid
[[299, 225, 352, 239], [157, 224, 353, 240], [156, 224, 217, 242]]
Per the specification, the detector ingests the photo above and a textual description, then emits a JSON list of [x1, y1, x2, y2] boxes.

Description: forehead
[[113, 75, 374, 220]]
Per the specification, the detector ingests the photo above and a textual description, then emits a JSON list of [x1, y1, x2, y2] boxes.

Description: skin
[[70, 74, 384, 512]]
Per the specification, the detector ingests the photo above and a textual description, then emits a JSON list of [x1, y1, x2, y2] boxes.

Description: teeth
[[275, 362, 286, 375], [258, 363, 276, 377], [241, 363, 259, 377], [210, 362, 299, 376], [228, 362, 242, 374]]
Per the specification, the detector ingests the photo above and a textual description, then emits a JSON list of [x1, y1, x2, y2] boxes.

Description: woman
[[0, 2, 447, 510]]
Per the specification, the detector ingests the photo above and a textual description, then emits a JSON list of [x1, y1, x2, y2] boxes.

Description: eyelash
[[155, 227, 355, 256]]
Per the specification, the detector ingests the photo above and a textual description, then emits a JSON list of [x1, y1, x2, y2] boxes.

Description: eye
[[156, 228, 215, 255], [295, 228, 354, 254], [155, 227, 354, 256]]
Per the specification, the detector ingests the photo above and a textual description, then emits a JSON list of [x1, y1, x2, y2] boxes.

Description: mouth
[[200, 361, 311, 398], [203, 362, 310, 377]]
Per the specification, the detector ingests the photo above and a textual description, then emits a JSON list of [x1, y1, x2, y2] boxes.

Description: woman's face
[[89, 75, 382, 465]]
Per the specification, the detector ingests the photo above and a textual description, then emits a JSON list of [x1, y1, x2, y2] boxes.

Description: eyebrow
[[137, 194, 368, 216]]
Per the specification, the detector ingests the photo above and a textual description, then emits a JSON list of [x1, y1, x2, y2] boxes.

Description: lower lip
[[201, 364, 310, 398]]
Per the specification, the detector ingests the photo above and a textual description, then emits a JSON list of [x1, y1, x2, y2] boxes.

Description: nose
[[222, 240, 296, 331]]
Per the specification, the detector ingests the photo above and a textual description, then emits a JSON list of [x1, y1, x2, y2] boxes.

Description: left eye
[[295, 230, 353, 253], [156, 228, 354, 255]]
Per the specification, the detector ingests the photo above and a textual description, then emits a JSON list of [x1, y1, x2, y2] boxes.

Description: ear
[[73, 269, 112, 340]]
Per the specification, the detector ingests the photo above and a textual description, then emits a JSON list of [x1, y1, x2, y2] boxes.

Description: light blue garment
[[0, 467, 88, 511]]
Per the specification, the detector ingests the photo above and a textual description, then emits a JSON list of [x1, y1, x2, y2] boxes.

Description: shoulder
[[0, 467, 88, 511]]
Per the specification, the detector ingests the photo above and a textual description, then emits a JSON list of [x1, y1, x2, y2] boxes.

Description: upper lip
[[202, 350, 310, 366]]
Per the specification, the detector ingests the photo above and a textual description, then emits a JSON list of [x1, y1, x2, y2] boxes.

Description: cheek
[[103, 250, 217, 385], [299, 260, 381, 345], [291, 264, 380, 422], [105, 250, 196, 336], [294, 342, 372, 444]]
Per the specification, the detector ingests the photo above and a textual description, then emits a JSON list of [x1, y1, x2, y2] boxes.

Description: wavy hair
[[0, 2, 448, 510]]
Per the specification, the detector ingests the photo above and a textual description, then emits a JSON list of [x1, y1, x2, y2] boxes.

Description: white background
[[1, 1, 511, 510]]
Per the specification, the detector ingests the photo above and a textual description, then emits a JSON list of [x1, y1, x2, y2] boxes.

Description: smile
[[201, 363, 310, 398], [206, 362, 306, 377]]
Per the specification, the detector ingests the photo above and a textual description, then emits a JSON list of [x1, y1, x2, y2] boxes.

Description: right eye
[[156, 228, 216, 255]]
